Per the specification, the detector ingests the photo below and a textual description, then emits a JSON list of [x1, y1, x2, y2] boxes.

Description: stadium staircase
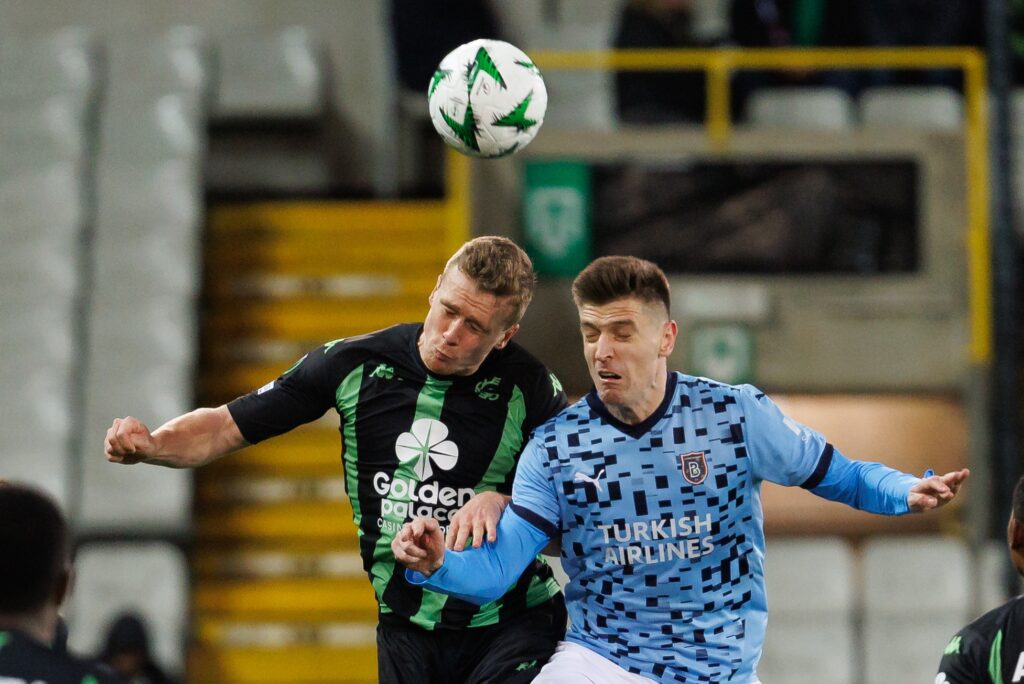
[[189, 201, 449, 682]]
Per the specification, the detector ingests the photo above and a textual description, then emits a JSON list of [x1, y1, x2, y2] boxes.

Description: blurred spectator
[[613, 0, 714, 124], [0, 484, 120, 683], [98, 613, 170, 684], [730, 0, 863, 115], [390, 0, 502, 92], [858, 0, 982, 89]]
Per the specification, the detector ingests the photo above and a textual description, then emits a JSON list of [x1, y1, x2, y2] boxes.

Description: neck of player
[[605, 364, 668, 425], [0, 608, 58, 645]]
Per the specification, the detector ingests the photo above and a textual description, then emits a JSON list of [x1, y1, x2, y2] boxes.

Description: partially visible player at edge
[[0, 483, 121, 683], [393, 255, 970, 684], [936, 474, 1024, 684], [104, 237, 569, 683]]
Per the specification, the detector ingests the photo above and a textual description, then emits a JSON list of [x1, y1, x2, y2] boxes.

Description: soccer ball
[[427, 39, 547, 158]]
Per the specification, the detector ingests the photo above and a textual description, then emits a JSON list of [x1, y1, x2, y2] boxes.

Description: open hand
[[908, 468, 970, 512], [446, 490, 510, 551]]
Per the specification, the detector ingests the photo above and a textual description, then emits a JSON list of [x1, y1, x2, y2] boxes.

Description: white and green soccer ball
[[427, 39, 547, 158]]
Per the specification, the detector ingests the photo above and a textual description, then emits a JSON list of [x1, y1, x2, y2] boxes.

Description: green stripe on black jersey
[[226, 323, 568, 631], [337, 365, 364, 530], [989, 628, 1003, 684]]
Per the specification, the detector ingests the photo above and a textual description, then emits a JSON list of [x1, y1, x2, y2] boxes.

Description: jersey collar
[[585, 371, 678, 439]]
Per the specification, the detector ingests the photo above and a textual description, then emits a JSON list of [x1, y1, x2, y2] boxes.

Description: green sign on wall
[[688, 324, 755, 385], [523, 161, 591, 276]]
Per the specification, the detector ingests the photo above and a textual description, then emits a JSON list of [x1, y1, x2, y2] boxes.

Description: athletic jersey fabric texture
[[228, 323, 567, 630], [937, 594, 1024, 684], [412, 372, 920, 681], [0, 629, 120, 683]]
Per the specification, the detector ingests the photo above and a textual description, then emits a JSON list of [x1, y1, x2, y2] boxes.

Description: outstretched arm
[[392, 506, 554, 605], [105, 405, 247, 469], [807, 446, 969, 515]]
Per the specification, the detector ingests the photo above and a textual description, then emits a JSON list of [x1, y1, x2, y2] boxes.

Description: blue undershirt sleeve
[[805, 446, 921, 515], [405, 506, 553, 605]]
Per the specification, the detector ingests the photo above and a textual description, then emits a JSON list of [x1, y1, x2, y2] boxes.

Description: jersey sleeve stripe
[[510, 502, 559, 538], [800, 443, 835, 490]]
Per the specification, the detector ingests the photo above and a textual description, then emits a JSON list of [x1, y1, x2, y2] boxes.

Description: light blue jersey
[[412, 372, 920, 683]]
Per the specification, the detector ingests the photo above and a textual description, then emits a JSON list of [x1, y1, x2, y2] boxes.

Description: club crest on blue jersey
[[680, 451, 708, 484]]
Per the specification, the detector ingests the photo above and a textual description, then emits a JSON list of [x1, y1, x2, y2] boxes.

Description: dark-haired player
[[936, 475, 1024, 683], [0, 483, 120, 683], [105, 237, 567, 683], [394, 255, 968, 683]]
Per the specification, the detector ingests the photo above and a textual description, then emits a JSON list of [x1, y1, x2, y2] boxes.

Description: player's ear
[[428, 274, 444, 305], [53, 566, 72, 608], [495, 323, 520, 350], [1009, 516, 1024, 551], [659, 320, 678, 358]]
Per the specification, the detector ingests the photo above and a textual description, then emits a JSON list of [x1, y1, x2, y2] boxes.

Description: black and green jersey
[[937, 594, 1024, 683], [0, 629, 120, 683], [228, 323, 568, 631]]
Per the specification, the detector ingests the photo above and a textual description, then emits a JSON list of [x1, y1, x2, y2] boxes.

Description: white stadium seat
[[106, 27, 211, 101], [67, 542, 188, 676], [859, 86, 964, 130], [99, 94, 203, 162], [214, 26, 325, 119], [0, 28, 97, 103], [862, 536, 971, 684], [758, 537, 856, 684], [747, 87, 856, 130]]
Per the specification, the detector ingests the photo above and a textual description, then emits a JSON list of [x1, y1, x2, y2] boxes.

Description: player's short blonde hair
[[443, 236, 537, 326]]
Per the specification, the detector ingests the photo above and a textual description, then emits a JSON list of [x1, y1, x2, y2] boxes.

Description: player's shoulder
[[533, 395, 595, 439], [0, 630, 120, 683], [320, 323, 417, 357], [959, 594, 1024, 643], [490, 339, 554, 379], [311, 324, 420, 376], [674, 372, 763, 406]]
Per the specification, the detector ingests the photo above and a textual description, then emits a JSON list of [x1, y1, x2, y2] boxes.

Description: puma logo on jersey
[[575, 468, 605, 491]]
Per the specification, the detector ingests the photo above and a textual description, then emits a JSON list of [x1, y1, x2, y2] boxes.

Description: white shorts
[[532, 641, 763, 684]]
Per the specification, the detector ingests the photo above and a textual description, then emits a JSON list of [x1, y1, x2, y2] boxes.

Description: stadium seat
[[66, 542, 188, 677], [977, 538, 1023, 614], [862, 536, 971, 684], [213, 26, 325, 119], [0, 28, 97, 105], [746, 87, 856, 130], [88, 296, 198, 369], [859, 86, 964, 130], [0, 161, 83, 235], [105, 27, 211, 102], [0, 94, 88, 162], [98, 94, 203, 162], [757, 537, 856, 684]]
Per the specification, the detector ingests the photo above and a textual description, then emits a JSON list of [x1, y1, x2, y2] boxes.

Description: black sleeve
[[936, 626, 991, 684], [522, 367, 569, 441], [227, 345, 340, 444]]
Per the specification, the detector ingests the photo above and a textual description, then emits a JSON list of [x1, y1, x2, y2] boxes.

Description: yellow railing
[[445, 47, 991, 365]]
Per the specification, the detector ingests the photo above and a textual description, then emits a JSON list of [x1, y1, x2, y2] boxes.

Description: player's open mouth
[[598, 371, 621, 380]]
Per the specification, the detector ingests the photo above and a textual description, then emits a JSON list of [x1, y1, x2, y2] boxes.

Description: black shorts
[[376, 595, 567, 684]]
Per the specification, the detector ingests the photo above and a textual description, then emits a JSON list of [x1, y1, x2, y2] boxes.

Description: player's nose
[[442, 319, 462, 344]]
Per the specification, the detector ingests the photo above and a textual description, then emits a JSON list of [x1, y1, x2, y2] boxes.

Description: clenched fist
[[104, 416, 157, 465]]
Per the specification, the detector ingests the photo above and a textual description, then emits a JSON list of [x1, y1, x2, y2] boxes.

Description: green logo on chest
[[370, 364, 395, 380], [474, 376, 501, 400]]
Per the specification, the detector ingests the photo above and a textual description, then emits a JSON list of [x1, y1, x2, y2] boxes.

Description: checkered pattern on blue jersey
[[511, 372, 827, 684]]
